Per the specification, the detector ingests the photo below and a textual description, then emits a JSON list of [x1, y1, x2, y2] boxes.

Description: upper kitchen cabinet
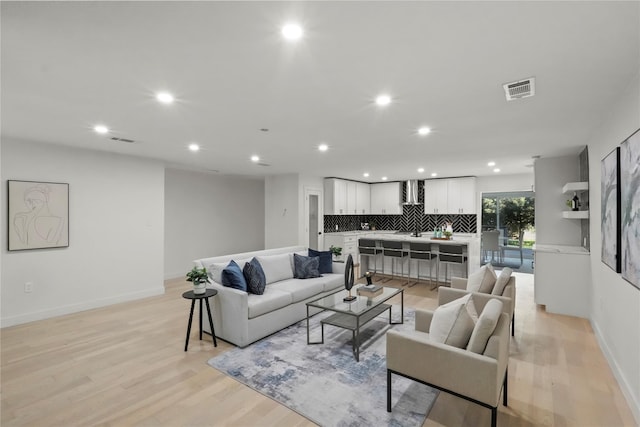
[[447, 177, 476, 214], [355, 182, 370, 214], [370, 182, 402, 215], [325, 179, 371, 215], [324, 178, 348, 214], [424, 177, 476, 214], [424, 179, 448, 214]]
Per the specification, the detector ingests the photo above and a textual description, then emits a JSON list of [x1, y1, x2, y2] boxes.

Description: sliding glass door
[[481, 191, 535, 273]]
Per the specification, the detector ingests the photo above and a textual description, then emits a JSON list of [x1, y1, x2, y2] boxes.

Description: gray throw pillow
[[293, 253, 321, 279], [243, 258, 266, 295]]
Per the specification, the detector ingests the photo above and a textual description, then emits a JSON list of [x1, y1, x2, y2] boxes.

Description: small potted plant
[[329, 245, 343, 261], [186, 266, 211, 294]]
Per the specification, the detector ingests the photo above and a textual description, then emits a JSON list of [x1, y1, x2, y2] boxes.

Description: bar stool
[[408, 242, 438, 288], [358, 238, 382, 275], [381, 240, 409, 285], [438, 244, 467, 288]]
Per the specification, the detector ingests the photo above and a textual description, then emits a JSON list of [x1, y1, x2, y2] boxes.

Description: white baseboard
[[592, 320, 640, 425], [0, 287, 165, 328], [164, 271, 184, 280]]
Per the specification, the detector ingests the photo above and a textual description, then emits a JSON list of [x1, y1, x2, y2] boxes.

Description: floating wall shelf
[[562, 182, 589, 194], [562, 211, 589, 219]]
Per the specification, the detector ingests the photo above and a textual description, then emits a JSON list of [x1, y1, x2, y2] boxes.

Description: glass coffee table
[[306, 285, 404, 361]]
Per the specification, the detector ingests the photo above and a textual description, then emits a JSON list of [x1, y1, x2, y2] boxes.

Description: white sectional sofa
[[194, 246, 346, 347]]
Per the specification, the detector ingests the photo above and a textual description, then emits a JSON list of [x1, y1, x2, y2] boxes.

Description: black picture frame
[[600, 147, 621, 272], [8, 180, 69, 251], [620, 128, 640, 289]]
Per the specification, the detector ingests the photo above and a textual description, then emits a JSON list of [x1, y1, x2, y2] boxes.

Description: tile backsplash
[[324, 205, 477, 233]]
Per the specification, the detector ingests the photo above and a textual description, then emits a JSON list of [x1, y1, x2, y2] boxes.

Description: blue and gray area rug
[[208, 308, 438, 427]]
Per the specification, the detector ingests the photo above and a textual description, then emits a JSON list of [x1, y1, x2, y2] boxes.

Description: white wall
[[265, 174, 299, 248], [586, 71, 640, 423], [1, 140, 165, 327], [164, 168, 264, 278], [534, 156, 583, 246]]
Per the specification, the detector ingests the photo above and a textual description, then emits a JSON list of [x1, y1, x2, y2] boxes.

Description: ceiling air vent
[[110, 137, 135, 143], [503, 77, 535, 101]]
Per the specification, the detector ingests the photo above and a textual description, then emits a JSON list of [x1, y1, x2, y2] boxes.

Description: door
[[305, 188, 323, 250]]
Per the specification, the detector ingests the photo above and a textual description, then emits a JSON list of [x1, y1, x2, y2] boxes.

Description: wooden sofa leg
[[387, 370, 392, 412], [491, 407, 497, 427]]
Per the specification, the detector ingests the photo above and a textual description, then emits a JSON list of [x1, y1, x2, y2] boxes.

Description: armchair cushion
[[429, 294, 477, 348], [492, 267, 513, 296], [466, 264, 497, 293], [467, 298, 503, 354]]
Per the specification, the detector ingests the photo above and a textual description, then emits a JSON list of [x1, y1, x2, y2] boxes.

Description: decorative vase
[[193, 282, 206, 295]]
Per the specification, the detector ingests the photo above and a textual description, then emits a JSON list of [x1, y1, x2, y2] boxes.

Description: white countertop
[[533, 244, 590, 255], [341, 232, 478, 245]]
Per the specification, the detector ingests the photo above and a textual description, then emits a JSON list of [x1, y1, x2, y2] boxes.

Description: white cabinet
[[370, 182, 402, 215], [355, 182, 370, 214], [325, 179, 371, 215], [424, 179, 448, 214], [424, 177, 476, 214], [324, 233, 359, 263], [448, 177, 476, 214], [324, 178, 348, 214]]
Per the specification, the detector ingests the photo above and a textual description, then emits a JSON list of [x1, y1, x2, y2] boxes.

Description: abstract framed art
[[8, 180, 69, 251], [620, 128, 640, 290], [601, 147, 620, 272]]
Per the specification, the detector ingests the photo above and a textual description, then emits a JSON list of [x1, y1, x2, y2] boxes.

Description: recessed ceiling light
[[493, 168, 501, 173], [281, 23, 303, 40], [188, 143, 200, 152], [431, 172, 438, 177], [417, 167, 425, 173], [488, 161, 496, 167], [381, 176, 388, 181], [156, 92, 174, 104], [318, 143, 328, 152], [363, 172, 370, 178], [375, 94, 391, 106], [93, 125, 109, 134], [418, 127, 431, 136], [251, 155, 260, 163]]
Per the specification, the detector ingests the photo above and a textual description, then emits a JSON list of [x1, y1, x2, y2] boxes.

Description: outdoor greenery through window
[[481, 191, 535, 272]]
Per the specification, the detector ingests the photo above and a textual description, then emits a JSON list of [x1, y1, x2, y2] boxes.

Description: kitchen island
[[324, 231, 480, 282]]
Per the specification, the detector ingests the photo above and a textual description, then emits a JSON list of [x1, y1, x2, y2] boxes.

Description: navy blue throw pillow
[[243, 258, 266, 295], [222, 260, 247, 292], [308, 248, 333, 274], [293, 253, 321, 279]]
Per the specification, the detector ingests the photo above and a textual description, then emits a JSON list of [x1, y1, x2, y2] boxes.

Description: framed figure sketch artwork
[[620, 128, 640, 289], [8, 180, 69, 251], [601, 147, 620, 272]]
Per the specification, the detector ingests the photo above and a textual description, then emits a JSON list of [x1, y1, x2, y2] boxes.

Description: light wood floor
[[1, 273, 636, 426]]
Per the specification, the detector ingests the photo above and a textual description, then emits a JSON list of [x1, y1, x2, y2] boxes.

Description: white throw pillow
[[492, 267, 513, 296], [206, 262, 229, 284], [467, 264, 497, 294], [256, 253, 294, 284], [429, 294, 477, 348], [467, 298, 504, 354]]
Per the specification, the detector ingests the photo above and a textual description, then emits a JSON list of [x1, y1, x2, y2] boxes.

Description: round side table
[[182, 289, 218, 351]]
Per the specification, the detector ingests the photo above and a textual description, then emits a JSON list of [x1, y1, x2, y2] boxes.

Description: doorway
[[304, 188, 323, 250], [481, 191, 535, 273]]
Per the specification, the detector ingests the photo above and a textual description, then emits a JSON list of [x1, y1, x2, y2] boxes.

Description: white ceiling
[[2, 1, 639, 182]]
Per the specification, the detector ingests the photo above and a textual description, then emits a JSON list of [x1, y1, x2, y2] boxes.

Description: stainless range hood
[[403, 180, 421, 205]]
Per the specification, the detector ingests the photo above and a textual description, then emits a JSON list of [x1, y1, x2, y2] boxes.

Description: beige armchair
[[441, 275, 516, 336], [386, 296, 510, 427]]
